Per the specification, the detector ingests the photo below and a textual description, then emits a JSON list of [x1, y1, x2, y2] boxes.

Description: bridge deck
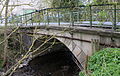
[[19, 23, 119, 32]]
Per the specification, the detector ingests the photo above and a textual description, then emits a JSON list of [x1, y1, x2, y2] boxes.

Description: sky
[[0, 0, 50, 15], [0, 0, 93, 15], [9, 0, 38, 14]]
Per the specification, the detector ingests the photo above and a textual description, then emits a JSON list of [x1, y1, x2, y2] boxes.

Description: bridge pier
[[91, 39, 100, 54]]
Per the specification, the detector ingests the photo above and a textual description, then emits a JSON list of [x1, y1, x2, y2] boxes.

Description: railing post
[[43, 10, 46, 25], [113, 4, 117, 31], [91, 39, 100, 54], [25, 14, 27, 26], [47, 10, 49, 25], [77, 11, 80, 23], [38, 11, 41, 25], [70, 11, 74, 26], [89, 5, 92, 28], [21, 16, 22, 23], [0, 19, 2, 23], [31, 13, 33, 26], [12, 15, 14, 24], [58, 11, 60, 26], [17, 17, 19, 26]]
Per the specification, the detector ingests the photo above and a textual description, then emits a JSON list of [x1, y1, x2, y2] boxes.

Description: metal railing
[[1, 4, 120, 31]]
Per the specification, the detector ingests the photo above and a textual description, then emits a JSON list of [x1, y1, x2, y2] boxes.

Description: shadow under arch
[[30, 36, 83, 75], [12, 36, 83, 76]]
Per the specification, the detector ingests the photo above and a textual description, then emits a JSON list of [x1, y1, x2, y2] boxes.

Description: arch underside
[[12, 36, 83, 76]]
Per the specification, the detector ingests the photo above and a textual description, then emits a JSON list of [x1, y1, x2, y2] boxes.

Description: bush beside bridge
[[80, 48, 120, 76]]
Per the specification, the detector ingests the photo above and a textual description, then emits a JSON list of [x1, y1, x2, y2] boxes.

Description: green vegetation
[[51, 0, 81, 7], [80, 48, 120, 76], [93, 0, 120, 4], [51, 0, 120, 7]]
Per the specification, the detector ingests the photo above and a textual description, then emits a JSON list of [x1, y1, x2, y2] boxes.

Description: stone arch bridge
[[6, 4, 120, 76], [17, 25, 120, 76]]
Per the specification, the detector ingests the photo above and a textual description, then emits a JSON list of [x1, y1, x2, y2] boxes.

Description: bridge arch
[[27, 36, 83, 76], [55, 37, 87, 68]]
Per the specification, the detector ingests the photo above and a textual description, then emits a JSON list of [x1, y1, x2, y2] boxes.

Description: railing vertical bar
[[12, 15, 14, 24], [25, 15, 27, 26], [70, 11, 74, 26], [47, 10, 49, 25], [17, 17, 19, 26], [31, 13, 33, 26], [113, 4, 117, 31], [45, 10, 47, 25], [43, 10, 46, 25], [58, 11, 60, 26], [90, 5, 92, 28], [70, 11, 71, 26], [42, 11, 44, 25], [39, 11, 41, 25], [72, 11, 74, 26], [78, 11, 80, 24], [21, 16, 22, 24]]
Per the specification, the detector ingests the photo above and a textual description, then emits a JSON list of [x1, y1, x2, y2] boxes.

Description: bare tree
[[2, 0, 9, 68]]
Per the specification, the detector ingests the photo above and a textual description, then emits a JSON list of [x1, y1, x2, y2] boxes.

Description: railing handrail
[[1, 3, 120, 31]]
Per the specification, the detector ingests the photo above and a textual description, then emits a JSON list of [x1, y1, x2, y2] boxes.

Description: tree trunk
[[2, 0, 10, 68]]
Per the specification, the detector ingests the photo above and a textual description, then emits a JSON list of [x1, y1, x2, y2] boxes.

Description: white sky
[[9, 0, 38, 14], [0, 0, 92, 15], [0, 0, 51, 15]]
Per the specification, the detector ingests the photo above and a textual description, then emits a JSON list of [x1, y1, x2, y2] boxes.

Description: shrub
[[88, 48, 120, 76]]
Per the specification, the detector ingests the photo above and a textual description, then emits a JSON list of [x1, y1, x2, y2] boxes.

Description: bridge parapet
[[2, 4, 120, 31]]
